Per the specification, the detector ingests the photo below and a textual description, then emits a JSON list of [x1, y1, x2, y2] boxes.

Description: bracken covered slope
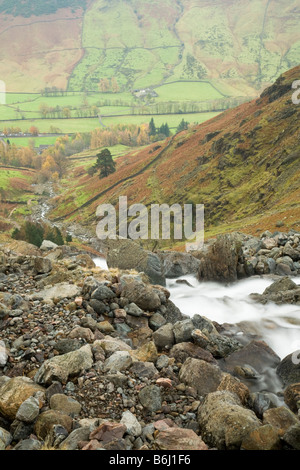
[[50, 65, 300, 244]]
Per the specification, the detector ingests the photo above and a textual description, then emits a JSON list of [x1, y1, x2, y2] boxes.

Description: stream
[[33, 186, 300, 363], [93, 257, 300, 362]]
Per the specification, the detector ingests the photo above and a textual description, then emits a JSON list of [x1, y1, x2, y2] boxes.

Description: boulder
[[276, 352, 300, 386], [283, 383, 300, 413], [282, 423, 300, 450], [40, 240, 58, 251], [179, 358, 223, 396], [0, 377, 45, 420], [130, 341, 158, 363], [49, 394, 82, 417], [120, 276, 161, 311], [197, 391, 261, 450], [153, 323, 175, 351], [34, 410, 73, 440], [169, 342, 217, 365], [160, 300, 183, 324], [34, 256, 52, 274], [241, 424, 281, 450], [154, 427, 208, 450], [262, 406, 299, 436], [29, 283, 81, 302], [220, 340, 281, 390], [34, 345, 93, 385], [173, 319, 195, 344], [105, 238, 166, 286], [89, 422, 127, 443], [158, 251, 201, 278], [91, 284, 115, 301], [196, 233, 242, 283], [59, 426, 92, 451]]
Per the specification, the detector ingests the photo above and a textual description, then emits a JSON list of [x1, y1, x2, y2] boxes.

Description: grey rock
[[120, 276, 161, 311], [0, 427, 12, 447], [139, 385, 162, 412], [205, 333, 242, 358], [91, 284, 115, 301], [159, 251, 200, 278], [125, 302, 144, 317], [89, 299, 110, 315], [276, 352, 300, 386], [173, 319, 195, 343], [54, 338, 82, 355], [103, 350, 133, 373], [130, 361, 158, 379], [179, 358, 223, 396], [149, 312, 167, 331], [30, 283, 81, 302], [121, 410, 142, 437], [13, 438, 42, 451], [161, 299, 183, 324], [105, 238, 166, 286], [156, 354, 169, 370], [34, 256, 52, 274], [34, 345, 93, 385], [153, 323, 175, 350], [264, 277, 298, 295], [59, 426, 92, 450], [40, 240, 59, 251], [16, 396, 40, 423], [282, 423, 300, 450]]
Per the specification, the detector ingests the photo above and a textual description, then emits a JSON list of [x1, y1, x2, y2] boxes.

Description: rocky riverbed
[[0, 237, 299, 451]]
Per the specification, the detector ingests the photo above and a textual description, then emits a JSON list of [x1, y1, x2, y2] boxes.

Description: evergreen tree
[[149, 118, 156, 137], [23, 221, 44, 247], [176, 118, 189, 133], [93, 148, 116, 179], [159, 123, 170, 137], [46, 226, 64, 245]]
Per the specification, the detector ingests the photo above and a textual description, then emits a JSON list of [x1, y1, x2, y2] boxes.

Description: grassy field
[[8, 136, 59, 147], [0, 112, 220, 135], [154, 81, 224, 101]]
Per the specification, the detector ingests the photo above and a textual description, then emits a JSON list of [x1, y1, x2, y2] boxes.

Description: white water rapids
[[93, 257, 300, 361], [166, 275, 300, 361]]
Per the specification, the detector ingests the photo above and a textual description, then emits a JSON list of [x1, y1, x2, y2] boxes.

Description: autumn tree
[[29, 126, 39, 136], [98, 78, 110, 93], [111, 77, 119, 93]]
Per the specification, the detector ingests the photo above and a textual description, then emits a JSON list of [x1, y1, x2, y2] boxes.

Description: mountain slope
[[1, 0, 300, 97], [49, 65, 300, 244]]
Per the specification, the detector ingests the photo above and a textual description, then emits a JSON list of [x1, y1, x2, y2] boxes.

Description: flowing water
[[166, 275, 300, 361], [93, 257, 300, 361]]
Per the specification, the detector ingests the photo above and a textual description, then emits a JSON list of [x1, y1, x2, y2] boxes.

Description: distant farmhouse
[[133, 88, 158, 99]]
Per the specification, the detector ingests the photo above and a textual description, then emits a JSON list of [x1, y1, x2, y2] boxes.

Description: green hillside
[[1, 0, 300, 99]]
